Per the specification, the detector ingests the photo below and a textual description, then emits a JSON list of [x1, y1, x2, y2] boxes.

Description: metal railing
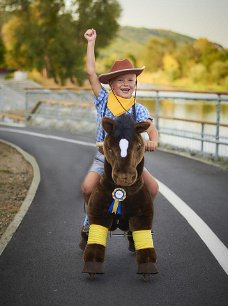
[[137, 88, 228, 159], [1, 84, 228, 159]]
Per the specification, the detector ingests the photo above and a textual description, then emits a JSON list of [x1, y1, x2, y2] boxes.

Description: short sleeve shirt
[[94, 87, 153, 142]]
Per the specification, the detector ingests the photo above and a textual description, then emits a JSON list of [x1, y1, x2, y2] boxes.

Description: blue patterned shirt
[[94, 87, 153, 143]]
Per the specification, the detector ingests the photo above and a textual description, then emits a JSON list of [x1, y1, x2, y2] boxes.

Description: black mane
[[113, 114, 135, 141]]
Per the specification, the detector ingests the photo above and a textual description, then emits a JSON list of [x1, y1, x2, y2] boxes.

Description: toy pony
[[82, 114, 158, 278]]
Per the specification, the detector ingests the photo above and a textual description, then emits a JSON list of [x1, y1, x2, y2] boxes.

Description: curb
[[0, 139, 41, 256], [157, 146, 228, 171]]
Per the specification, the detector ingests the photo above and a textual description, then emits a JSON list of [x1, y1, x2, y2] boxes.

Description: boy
[[80, 28, 159, 249]]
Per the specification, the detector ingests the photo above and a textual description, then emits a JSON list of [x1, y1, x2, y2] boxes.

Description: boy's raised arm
[[84, 29, 102, 97]]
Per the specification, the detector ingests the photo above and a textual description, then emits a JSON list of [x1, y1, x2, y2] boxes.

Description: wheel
[[89, 273, 96, 280], [142, 273, 150, 281]]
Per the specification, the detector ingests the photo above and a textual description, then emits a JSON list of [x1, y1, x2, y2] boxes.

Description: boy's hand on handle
[[145, 140, 158, 152], [84, 28, 96, 42]]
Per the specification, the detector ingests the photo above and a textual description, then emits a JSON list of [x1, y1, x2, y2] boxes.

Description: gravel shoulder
[[0, 142, 33, 237]]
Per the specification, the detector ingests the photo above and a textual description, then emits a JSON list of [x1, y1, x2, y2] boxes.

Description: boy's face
[[110, 73, 137, 98]]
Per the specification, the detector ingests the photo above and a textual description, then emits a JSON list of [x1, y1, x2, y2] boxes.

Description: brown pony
[[82, 114, 158, 278]]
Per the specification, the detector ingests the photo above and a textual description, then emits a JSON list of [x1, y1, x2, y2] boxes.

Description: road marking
[[1, 127, 228, 274], [0, 127, 96, 147], [157, 180, 228, 275]]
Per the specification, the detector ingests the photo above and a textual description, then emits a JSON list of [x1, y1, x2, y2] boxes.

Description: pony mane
[[113, 114, 135, 141]]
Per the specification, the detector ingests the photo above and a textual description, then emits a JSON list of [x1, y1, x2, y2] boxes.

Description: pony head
[[102, 114, 150, 186]]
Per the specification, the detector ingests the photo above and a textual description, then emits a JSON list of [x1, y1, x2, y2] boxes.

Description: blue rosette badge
[[108, 188, 126, 215]]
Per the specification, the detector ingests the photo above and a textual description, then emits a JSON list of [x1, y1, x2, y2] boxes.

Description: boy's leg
[[81, 171, 101, 203], [79, 171, 101, 250], [142, 170, 159, 201]]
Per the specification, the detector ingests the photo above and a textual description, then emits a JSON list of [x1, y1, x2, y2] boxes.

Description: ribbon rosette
[[108, 188, 126, 215]]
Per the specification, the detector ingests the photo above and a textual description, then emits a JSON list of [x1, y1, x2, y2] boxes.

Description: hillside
[[96, 26, 228, 90], [98, 26, 195, 64]]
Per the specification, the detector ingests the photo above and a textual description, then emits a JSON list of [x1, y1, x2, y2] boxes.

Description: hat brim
[[98, 67, 145, 84]]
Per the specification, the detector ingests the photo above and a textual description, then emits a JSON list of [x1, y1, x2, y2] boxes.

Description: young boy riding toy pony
[[80, 28, 159, 277]]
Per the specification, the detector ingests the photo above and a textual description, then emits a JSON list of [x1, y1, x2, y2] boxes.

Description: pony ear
[[135, 121, 150, 134], [102, 117, 115, 134]]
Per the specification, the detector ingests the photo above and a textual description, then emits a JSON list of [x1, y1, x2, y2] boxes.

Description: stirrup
[[82, 213, 90, 233], [82, 224, 90, 233]]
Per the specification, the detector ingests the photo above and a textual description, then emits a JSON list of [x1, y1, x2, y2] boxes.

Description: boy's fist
[[84, 28, 96, 41], [145, 140, 157, 152]]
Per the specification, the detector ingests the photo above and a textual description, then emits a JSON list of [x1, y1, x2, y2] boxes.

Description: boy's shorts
[[88, 151, 149, 176], [88, 151, 105, 176]]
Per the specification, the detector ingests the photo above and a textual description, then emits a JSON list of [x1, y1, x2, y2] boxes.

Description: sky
[[119, 0, 228, 48]]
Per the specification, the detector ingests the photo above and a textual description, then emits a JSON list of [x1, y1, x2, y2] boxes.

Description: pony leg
[[127, 231, 135, 252], [83, 224, 108, 274], [132, 229, 158, 274]]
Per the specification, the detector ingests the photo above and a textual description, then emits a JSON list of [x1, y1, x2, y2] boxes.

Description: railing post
[[215, 94, 221, 160], [201, 123, 205, 153], [155, 90, 159, 130], [25, 90, 28, 123], [0, 85, 1, 104]]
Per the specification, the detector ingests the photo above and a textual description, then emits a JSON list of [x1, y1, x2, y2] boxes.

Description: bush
[[189, 63, 208, 83]]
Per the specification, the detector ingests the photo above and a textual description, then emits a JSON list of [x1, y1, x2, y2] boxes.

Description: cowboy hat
[[98, 59, 145, 84]]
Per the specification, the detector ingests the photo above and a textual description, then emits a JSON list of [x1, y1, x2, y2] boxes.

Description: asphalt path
[[0, 126, 228, 306]]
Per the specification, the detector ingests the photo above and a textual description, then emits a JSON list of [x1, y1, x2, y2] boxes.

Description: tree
[[74, 0, 121, 44], [142, 37, 176, 72], [163, 54, 180, 80], [0, 35, 5, 66], [193, 38, 221, 68], [210, 60, 228, 84], [189, 63, 208, 83], [0, 0, 32, 11], [1, 0, 121, 84], [173, 42, 197, 77]]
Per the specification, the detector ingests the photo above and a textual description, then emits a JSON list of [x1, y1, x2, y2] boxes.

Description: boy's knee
[[150, 180, 159, 199], [154, 180, 159, 194], [81, 182, 91, 196], [81, 172, 100, 197]]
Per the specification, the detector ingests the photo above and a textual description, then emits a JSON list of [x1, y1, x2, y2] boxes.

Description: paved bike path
[[0, 126, 227, 306]]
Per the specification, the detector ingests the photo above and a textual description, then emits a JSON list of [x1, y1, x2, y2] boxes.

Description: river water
[[137, 90, 228, 157]]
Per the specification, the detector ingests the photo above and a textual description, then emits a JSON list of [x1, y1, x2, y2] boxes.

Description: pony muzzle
[[113, 171, 137, 186]]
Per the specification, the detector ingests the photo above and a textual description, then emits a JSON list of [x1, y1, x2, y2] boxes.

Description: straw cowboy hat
[[98, 59, 145, 84]]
